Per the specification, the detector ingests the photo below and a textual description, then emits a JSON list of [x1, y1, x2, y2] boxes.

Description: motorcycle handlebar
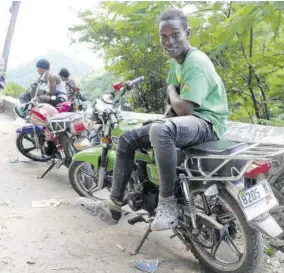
[[128, 76, 144, 88]]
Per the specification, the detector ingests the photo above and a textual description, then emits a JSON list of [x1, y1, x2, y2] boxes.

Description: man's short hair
[[59, 68, 70, 78], [36, 59, 50, 70], [158, 9, 188, 29]]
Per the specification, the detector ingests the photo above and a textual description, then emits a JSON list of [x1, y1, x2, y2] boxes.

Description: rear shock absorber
[[54, 136, 65, 159], [179, 174, 199, 235]]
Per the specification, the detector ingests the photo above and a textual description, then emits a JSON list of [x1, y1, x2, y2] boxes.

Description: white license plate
[[238, 180, 278, 221]]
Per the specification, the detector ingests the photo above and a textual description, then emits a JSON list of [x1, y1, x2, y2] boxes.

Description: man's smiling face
[[159, 19, 189, 59]]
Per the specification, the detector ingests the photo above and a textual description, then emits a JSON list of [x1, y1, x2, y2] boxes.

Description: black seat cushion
[[183, 140, 249, 176], [186, 140, 248, 156]]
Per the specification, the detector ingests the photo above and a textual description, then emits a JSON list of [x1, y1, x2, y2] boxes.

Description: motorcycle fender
[[16, 124, 44, 134], [224, 181, 241, 203], [249, 213, 283, 238], [225, 181, 283, 237], [72, 145, 116, 171]]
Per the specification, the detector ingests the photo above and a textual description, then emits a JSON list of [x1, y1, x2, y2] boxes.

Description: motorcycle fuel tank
[[30, 103, 59, 126]]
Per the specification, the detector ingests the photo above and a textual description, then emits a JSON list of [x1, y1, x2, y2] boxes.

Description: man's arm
[[46, 75, 57, 96], [167, 84, 194, 116]]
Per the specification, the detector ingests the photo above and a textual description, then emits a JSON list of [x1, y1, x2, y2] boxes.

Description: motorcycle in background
[[14, 85, 91, 178]]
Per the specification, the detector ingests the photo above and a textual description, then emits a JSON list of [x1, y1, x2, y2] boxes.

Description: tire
[[16, 132, 51, 162], [69, 160, 99, 199], [190, 188, 263, 273], [69, 160, 133, 199]]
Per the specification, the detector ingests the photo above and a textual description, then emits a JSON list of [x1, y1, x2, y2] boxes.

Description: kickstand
[[38, 161, 56, 179], [130, 224, 152, 256]]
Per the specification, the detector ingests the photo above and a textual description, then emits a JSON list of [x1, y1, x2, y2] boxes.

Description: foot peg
[[128, 215, 147, 225]]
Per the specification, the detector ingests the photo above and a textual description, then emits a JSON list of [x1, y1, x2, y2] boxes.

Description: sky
[[0, 0, 104, 71]]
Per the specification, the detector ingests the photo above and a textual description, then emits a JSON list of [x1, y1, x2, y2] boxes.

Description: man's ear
[[186, 28, 191, 38]]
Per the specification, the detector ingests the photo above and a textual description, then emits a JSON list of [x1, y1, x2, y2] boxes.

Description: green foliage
[[71, 1, 176, 113], [3, 82, 25, 98], [71, 1, 284, 122], [264, 247, 275, 257], [79, 71, 117, 100]]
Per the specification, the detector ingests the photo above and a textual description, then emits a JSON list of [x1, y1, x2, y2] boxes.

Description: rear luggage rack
[[185, 142, 284, 181]]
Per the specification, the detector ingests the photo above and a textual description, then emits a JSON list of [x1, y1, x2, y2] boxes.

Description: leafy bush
[[2, 82, 25, 98]]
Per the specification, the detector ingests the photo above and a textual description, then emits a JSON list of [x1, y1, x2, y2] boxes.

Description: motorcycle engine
[[43, 141, 56, 156], [126, 191, 158, 214], [126, 191, 143, 211]]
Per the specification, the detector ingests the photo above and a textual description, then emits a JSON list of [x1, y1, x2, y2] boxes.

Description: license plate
[[238, 180, 278, 221]]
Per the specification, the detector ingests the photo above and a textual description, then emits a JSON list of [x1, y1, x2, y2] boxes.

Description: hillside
[[6, 51, 93, 88]]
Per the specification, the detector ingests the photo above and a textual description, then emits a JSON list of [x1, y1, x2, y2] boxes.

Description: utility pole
[[1, 1, 21, 72]]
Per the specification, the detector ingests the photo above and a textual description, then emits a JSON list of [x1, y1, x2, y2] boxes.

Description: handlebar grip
[[110, 113, 118, 126], [129, 76, 144, 87]]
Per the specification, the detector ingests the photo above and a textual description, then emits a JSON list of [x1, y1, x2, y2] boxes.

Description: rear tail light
[[70, 120, 86, 135], [76, 87, 80, 92], [245, 161, 271, 179]]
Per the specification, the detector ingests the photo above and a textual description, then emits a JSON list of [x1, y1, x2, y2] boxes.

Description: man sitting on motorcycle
[[81, 9, 229, 231], [36, 59, 67, 106], [59, 68, 77, 102]]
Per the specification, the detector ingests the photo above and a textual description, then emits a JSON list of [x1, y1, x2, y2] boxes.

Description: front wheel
[[16, 132, 51, 162], [184, 188, 263, 273], [69, 160, 104, 199]]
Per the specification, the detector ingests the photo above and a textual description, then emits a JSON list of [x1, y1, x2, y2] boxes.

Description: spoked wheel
[[16, 132, 52, 162], [176, 187, 262, 273], [69, 160, 111, 200]]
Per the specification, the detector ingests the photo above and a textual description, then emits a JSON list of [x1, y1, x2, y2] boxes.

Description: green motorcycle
[[69, 76, 284, 273]]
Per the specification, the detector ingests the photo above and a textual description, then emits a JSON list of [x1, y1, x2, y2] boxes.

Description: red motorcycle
[[14, 95, 90, 178]]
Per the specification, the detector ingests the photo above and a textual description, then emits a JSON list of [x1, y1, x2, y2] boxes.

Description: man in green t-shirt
[[79, 9, 229, 231]]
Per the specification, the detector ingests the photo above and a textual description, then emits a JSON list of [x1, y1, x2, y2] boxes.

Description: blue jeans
[[110, 115, 218, 201]]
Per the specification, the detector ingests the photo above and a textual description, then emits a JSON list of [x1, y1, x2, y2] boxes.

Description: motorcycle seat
[[47, 112, 78, 121], [47, 112, 82, 131], [183, 140, 249, 176], [184, 140, 248, 156]]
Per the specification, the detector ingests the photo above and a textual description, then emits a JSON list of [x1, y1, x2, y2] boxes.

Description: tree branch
[[227, 1, 232, 18], [214, 57, 254, 123], [236, 31, 261, 120], [222, 62, 248, 81], [261, 65, 284, 78]]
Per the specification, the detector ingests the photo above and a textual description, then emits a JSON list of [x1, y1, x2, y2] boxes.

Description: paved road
[[0, 113, 205, 273]]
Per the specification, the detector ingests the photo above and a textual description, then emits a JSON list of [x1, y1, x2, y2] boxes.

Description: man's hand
[[31, 82, 38, 88], [166, 85, 179, 105], [166, 84, 194, 116]]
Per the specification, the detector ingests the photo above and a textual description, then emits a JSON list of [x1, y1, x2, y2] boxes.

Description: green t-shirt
[[167, 48, 229, 139]]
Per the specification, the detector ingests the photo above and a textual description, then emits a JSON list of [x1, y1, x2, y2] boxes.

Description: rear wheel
[[16, 132, 51, 162], [178, 187, 262, 273]]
